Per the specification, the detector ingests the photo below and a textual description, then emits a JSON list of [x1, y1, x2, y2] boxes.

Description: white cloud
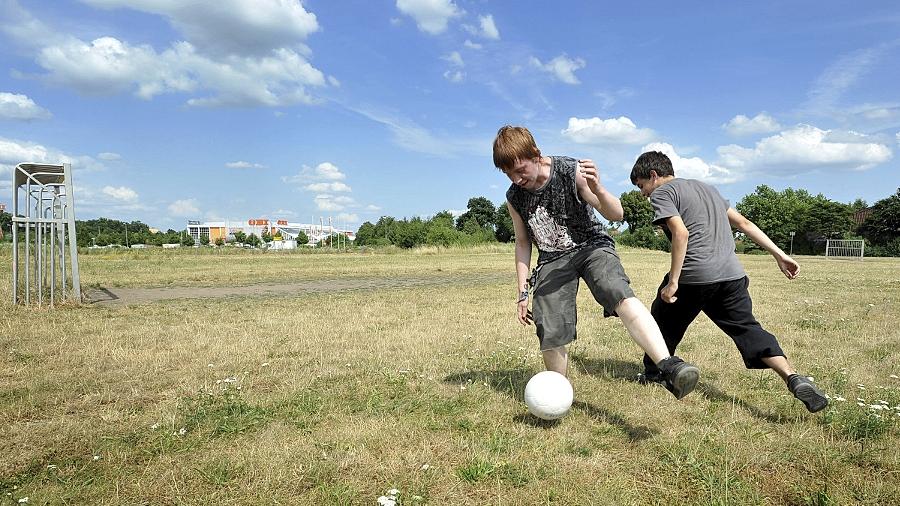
[[304, 182, 352, 193], [0, 136, 106, 175], [345, 104, 481, 157], [479, 14, 500, 40], [314, 194, 355, 211], [723, 113, 782, 136], [529, 54, 585, 85], [98, 152, 121, 160], [443, 51, 464, 67], [282, 161, 347, 185], [365, 204, 382, 212], [315, 162, 346, 180], [562, 116, 656, 145], [443, 70, 465, 83], [335, 212, 358, 224], [805, 45, 883, 114], [226, 160, 265, 169], [594, 88, 635, 110], [396, 0, 463, 35], [35, 36, 330, 107], [463, 39, 482, 50], [81, 0, 320, 56], [896, 132, 900, 145], [640, 142, 737, 184], [168, 199, 200, 216], [464, 14, 499, 40], [102, 185, 138, 202], [717, 124, 892, 173], [0, 92, 52, 120]]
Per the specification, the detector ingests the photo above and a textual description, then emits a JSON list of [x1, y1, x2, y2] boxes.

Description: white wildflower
[[387, 488, 399, 496], [377, 496, 396, 506], [93, 455, 101, 461], [17, 498, 28, 504], [421, 464, 431, 470], [890, 374, 899, 379], [179, 427, 187, 436], [208, 364, 214, 368], [150, 423, 160, 430], [834, 396, 846, 402], [47, 464, 57, 469], [857, 402, 866, 407], [261, 362, 270, 367]]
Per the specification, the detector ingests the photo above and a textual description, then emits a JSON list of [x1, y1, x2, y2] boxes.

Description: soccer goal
[[825, 239, 865, 260]]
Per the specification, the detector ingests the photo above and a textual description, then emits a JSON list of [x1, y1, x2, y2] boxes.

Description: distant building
[[853, 206, 874, 228], [0, 202, 6, 212], [186, 218, 355, 246]]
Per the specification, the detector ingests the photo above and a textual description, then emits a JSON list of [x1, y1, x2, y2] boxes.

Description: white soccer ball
[[524, 371, 574, 420]]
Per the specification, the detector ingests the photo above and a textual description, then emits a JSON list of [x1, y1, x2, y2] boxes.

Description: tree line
[[1, 187, 897, 255]]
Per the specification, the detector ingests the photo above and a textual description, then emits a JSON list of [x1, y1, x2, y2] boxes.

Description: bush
[[615, 226, 670, 252]]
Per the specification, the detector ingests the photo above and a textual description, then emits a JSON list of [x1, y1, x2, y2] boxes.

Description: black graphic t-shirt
[[506, 156, 612, 265]]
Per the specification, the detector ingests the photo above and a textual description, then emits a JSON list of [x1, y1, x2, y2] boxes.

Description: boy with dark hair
[[630, 151, 828, 413], [493, 125, 700, 400]]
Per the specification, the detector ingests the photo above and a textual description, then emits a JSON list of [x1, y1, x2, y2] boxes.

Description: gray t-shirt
[[650, 178, 745, 285]]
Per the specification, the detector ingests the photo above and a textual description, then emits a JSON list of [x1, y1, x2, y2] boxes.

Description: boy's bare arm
[[575, 159, 624, 222], [508, 202, 534, 324], [727, 208, 799, 279], [661, 215, 689, 303]]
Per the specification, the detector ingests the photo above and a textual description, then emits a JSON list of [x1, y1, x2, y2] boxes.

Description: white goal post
[[825, 239, 865, 260]]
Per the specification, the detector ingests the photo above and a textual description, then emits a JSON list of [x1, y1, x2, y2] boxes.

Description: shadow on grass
[[571, 356, 785, 424], [444, 367, 656, 441]]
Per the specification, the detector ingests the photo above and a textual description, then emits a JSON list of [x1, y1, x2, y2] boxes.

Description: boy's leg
[[642, 276, 704, 378], [580, 246, 700, 399], [703, 277, 828, 413], [542, 346, 568, 376], [532, 255, 579, 376]]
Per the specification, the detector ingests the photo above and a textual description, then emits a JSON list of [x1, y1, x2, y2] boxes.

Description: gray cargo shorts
[[531, 244, 635, 351]]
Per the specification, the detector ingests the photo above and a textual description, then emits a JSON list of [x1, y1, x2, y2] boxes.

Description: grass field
[[1, 244, 898, 505]]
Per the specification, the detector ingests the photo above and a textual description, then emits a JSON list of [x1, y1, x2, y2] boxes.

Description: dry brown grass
[[1, 245, 898, 504]]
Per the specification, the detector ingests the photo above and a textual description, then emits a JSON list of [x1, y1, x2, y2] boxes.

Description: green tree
[[199, 235, 210, 246], [455, 196, 496, 231], [245, 233, 261, 248], [354, 222, 376, 246], [494, 203, 514, 242], [0, 210, 11, 241], [859, 188, 900, 255], [181, 232, 196, 246], [261, 229, 273, 243], [214, 237, 224, 247], [617, 190, 654, 231], [294, 230, 309, 246], [233, 230, 247, 244]]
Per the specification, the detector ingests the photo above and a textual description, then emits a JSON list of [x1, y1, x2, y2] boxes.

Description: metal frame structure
[[11, 162, 81, 306], [825, 238, 865, 260]]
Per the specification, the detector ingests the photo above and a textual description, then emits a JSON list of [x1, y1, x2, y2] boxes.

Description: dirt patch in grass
[[84, 273, 509, 306]]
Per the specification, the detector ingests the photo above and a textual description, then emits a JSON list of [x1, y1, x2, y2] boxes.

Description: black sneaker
[[657, 356, 700, 400], [636, 369, 666, 386], [788, 374, 829, 413]]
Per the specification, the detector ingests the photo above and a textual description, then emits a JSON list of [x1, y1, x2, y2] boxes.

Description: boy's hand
[[577, 159, 602, 194], [661, 279, 679, 303], [776, 255, 799, 279], [517, 301, 533, 325]]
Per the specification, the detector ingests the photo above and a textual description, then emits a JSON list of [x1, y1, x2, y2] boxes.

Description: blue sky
[[1, 0, 898, 231]]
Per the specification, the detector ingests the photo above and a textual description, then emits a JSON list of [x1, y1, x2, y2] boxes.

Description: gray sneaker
[[788, 374, 829, 413], [657, 356, 700, 400]]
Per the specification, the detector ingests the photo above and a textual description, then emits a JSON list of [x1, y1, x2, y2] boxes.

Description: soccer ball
[[524, 371, 574, 420]]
